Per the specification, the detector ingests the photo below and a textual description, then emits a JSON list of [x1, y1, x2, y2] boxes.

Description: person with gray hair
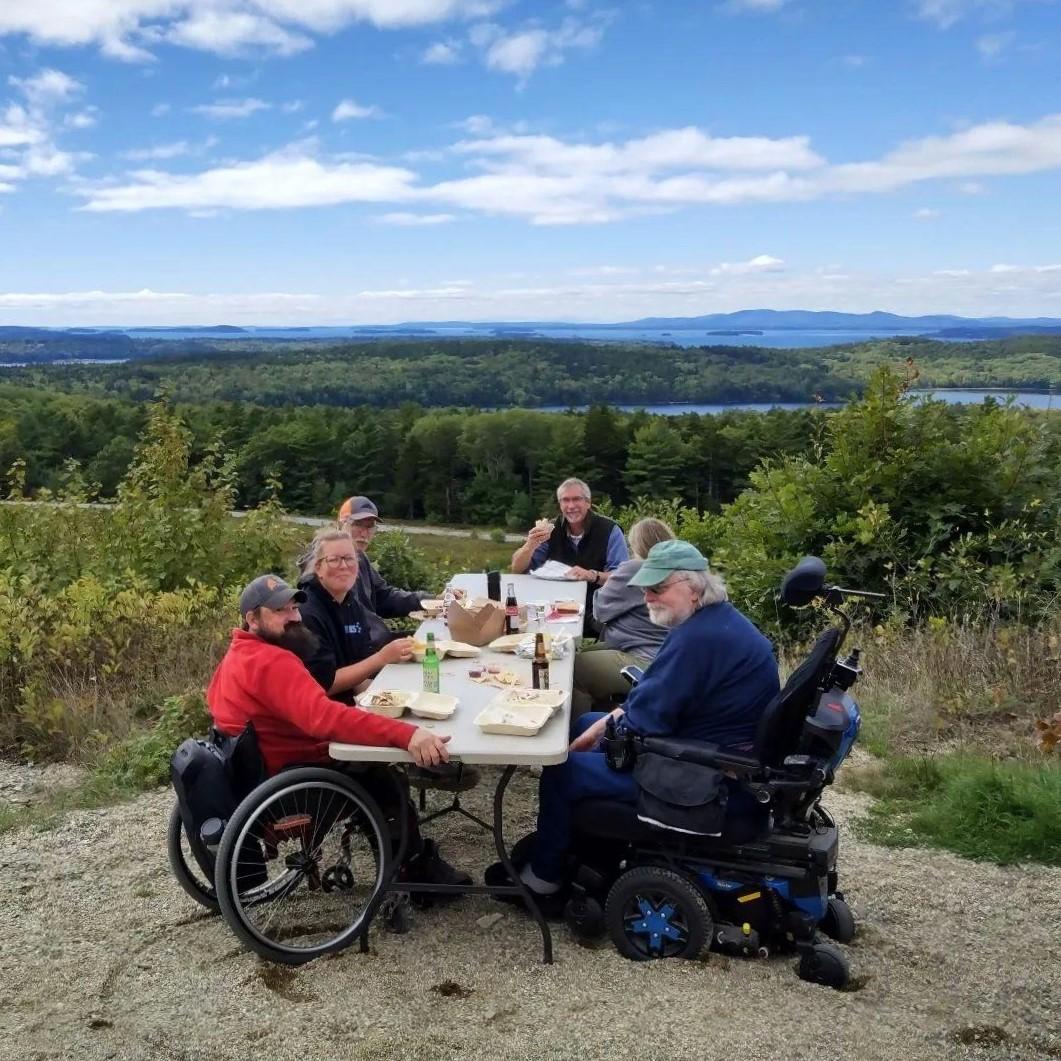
[[570, 516, 676, 718], [484, 539, 778, 910], [510, 476, 629, 634]]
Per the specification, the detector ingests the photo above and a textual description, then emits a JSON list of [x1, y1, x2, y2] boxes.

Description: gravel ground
[[1, 763, 1059, 1061]]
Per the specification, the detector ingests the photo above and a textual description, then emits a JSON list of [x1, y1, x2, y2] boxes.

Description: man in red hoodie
[[208, 573, 469, 889]]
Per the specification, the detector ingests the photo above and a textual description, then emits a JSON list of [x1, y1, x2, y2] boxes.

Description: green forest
[[4, 334, 1061, 407]]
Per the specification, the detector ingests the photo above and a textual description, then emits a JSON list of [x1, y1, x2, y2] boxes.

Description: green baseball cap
[[629, 540, 709, 587]]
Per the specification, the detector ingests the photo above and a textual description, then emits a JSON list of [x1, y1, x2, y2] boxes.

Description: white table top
[[329, 572, 587, 767]]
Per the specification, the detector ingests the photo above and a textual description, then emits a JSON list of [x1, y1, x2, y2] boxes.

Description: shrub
[[368, 529, 442, 593]]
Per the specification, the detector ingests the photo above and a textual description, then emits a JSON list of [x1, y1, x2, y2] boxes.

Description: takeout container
[[495, 688, 567, 713], [474, 700, 554, 736], [356, 689, 458, 720], [356, 689, 415, 718], [446, 595, 506, 647], [437, 640, 480, 658], [418, 599, 446, 618], [488, 633, 526, 653], [408, 691, 458, 720]]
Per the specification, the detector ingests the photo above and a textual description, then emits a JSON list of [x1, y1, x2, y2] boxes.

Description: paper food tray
[[488, 633, 526, 652], [356, 689, 415, 718], [474, 701, 554, 736], [408, 691, 458, 720], [495, 688, 567, 713], [438, 640, 480, 657]]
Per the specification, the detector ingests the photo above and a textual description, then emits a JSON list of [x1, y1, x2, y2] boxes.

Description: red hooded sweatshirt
[[207, 629, 416, 775]]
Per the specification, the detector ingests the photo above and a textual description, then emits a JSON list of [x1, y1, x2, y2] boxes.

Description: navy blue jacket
[[297, 575, 374, 701], [622, 602, 779, 749]]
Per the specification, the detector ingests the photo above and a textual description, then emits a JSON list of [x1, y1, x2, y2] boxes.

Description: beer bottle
[[532, 632, 550, 691], [423, 632, 440, 694], [504, 581, 519, 635]]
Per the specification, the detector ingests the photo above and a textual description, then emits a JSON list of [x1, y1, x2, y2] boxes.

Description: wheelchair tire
[[166, 803, 219, 913], [797, 942, 850, 990], [215, 767, 392, 965], [605, 866, 713, 961], [820, 896, 856, 944]]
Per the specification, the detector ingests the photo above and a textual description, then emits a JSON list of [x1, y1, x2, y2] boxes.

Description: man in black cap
[[208, 572, 471, 892], [336, 495, 431, 652]]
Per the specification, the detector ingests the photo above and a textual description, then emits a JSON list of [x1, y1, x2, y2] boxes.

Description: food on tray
[[498, 687, 567, 713], [356, 689, 414, 718], [410, 640, 447, 662], [418, 599, 446, 617], [471, 668, 524, 688], [475, 702, 553, 736], [552, 599, 582, 614], [534, 518, 555, 534], [438, 640, 479, 658]]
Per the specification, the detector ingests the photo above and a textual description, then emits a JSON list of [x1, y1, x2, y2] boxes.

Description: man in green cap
[[485, 540, 780, 910]]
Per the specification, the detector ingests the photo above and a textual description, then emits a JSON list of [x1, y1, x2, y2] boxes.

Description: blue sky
[[1, 0, 1059, 325]]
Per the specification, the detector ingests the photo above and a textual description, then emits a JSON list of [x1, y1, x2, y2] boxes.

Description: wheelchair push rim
[[215, 770, 390, 964]]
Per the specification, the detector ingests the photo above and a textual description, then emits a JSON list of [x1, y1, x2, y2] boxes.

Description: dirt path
[[1, 768, 1059, 1061]]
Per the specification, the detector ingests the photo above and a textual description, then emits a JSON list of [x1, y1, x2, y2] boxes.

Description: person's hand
[[569, 715, 610, 753], [526, 524, 551, 548], [568, 565, 596, 583], [408, 728, 452, 767], [380, 637, 415, 664]]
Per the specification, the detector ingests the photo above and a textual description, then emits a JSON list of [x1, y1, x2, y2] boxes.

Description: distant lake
[[532, 390, 1056, 415]]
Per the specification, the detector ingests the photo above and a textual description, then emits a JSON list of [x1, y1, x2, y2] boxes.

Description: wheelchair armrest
[[638, 735, 761, 775]]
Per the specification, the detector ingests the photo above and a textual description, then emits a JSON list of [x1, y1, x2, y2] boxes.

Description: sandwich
[[553, 599, 581, 614], [534, 518, 556, 535]]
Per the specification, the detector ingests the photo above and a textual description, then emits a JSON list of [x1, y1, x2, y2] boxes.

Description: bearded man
[[485, 540, 780, 911]]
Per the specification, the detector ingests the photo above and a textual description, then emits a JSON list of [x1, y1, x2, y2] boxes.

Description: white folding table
[[329, 572, 588, 962]]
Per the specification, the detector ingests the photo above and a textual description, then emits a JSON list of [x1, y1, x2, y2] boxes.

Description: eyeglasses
[[321, 555, 359, 568], [643, 574, 689, 595], [558, 495, 589, 505], [343, 518, 378, 529]]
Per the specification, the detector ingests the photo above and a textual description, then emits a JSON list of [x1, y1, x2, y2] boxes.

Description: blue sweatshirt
[[622, 602, 779, 749]]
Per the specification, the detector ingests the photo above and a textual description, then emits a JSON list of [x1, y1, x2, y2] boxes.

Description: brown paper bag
[[446, 596, 506, 646]]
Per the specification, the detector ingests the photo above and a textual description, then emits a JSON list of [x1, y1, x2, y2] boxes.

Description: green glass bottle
[[423, 631, 440, 694]]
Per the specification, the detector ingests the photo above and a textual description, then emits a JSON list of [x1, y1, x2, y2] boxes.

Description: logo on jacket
[[344, 623, 363, 636]]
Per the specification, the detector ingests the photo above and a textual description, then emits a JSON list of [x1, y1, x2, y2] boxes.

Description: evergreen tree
[[624, 420, 692, 500]]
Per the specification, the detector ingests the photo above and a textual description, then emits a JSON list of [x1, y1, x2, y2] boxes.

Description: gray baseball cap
[[239, 574, 307, 616], [338, 495, 380, 522]]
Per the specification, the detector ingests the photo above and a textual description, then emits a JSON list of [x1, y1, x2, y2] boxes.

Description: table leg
[[494, 765, 554, 965]]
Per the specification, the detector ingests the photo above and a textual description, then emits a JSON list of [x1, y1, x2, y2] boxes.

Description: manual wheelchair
[[558, 556, 879, 989], [168, 730, 401, 965]]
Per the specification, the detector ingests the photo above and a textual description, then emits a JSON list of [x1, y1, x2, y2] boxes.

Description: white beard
[[648, 600, 696, 628]]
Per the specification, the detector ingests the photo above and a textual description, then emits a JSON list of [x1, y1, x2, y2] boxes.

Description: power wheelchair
[[168, 728, 399, 964], [559, 556, 879, 989]]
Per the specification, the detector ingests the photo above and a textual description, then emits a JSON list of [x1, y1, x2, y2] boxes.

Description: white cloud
[[72, 113, 1061, 227], [724, 0, 790, 12], [914, 0, 1020, 28], [0, 2, 502, 61], [332, 98, 382, 121], [422, 40, 461, 64], [375, 211, 457, 225], [281, 100, 304, 114], [190, 97, 270, 119], [0, 104, 44, 148], [168, 11, 312, 55], [977, 31, 1015, 59], [957, 180, 986, 194], [78, 146, 418, 212], [8, 68, 83, 108], [841, 54, 867, 68], [471, 15, 608, 82], [150, 102, 171, 117], [914, 207, 941, 218], [120, 137, 217, 160], [5, 260, 1061, 325], [65, 109, 98, 129], [711, 254, 785, 274]]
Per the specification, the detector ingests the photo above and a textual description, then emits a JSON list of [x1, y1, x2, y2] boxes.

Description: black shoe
[[407, 763, 482, 793], [483, 861, 568, 920], [402, 840, 472, 906]]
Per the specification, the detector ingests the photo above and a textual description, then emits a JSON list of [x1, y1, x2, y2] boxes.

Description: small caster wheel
[[820, 897, 856, 944], [797, 942, 850, 989], [564, 895, 606, 940]]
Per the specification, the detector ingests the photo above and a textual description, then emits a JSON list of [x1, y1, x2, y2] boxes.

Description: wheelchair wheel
[[215, 767, 391, 965], [797, 942, 850, 989], [166, 803, 219, 913], [605, 866, 713, 961], [820, 896, 855, 944]]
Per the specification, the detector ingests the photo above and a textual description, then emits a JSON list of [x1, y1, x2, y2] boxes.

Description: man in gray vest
[[511, 477, 629, 634]]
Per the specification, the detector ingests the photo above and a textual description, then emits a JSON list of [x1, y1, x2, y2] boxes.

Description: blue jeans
[[530, 712, 639, 884]]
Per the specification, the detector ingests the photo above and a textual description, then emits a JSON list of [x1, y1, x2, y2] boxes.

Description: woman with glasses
[[297, 528, 417, 703]]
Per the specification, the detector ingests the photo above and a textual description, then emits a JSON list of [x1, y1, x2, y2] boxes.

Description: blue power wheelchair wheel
[[605, 866, 714, 961], [215, 767, 391, 965], [166, 803, 219, 913]]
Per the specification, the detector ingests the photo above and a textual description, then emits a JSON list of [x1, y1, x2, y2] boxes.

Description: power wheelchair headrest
[[780, 556, 827, 607]]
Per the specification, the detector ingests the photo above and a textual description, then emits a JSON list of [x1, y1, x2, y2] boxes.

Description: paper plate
[[496, 687, 567, 713]]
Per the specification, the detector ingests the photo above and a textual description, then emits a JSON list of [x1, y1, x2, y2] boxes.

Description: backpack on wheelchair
[[561, 556, 878, 989]]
